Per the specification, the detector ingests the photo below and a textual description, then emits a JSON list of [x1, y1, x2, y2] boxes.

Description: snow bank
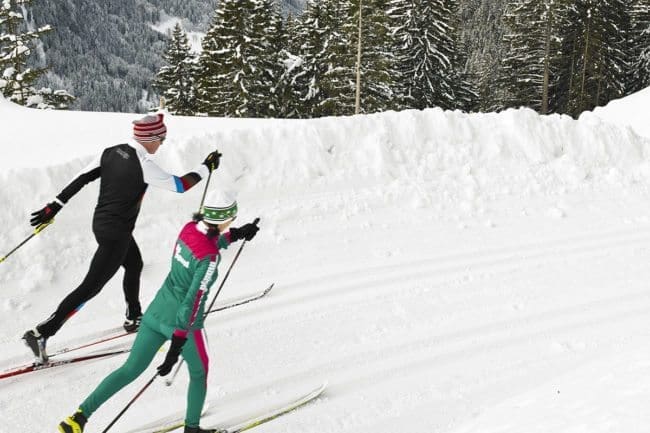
[[2, 103, 650, 223], [593, 86, 650, 140], [2, 101, 650, 286]]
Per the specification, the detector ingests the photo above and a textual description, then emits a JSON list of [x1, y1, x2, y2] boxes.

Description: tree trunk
[[541, 2, 553, 115], [566, 32, 577, 114], [579, 14, 591, 114], [355, 0, 362, 115]]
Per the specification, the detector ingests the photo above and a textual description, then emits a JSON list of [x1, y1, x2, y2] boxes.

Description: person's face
[[143, 136, 165, 154], [217, 218, 235, 232]]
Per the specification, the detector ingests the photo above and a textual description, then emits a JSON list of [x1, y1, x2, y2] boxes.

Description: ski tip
[[264, 283, 275, 293], [303, 382, 328, 400]]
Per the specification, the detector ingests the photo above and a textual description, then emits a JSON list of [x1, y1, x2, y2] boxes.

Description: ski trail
[[215, 224, 650, 329], [204, 222, 650, 432]]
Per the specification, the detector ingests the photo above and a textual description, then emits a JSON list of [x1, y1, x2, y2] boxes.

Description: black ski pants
[[37, 234, 143, 338]]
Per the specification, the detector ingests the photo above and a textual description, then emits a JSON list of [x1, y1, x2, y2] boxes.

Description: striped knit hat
[[133, 113, 167, 143]]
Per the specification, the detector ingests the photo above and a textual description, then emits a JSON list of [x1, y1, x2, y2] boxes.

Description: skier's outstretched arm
[[142, 150, 220, 193], [29, 153, 101, 226]]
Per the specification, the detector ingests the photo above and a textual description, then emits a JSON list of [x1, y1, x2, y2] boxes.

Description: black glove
[[30, 201, 62, 227], [230, 219, 260, 242], [157, 334, 187, 376], [202, 150, 221, 172]]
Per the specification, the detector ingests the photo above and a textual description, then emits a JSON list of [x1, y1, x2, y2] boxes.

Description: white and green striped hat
[[202, 191, 238, 224]]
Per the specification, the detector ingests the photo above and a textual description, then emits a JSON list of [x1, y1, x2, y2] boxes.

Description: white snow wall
[[1, 105, 650, 287]]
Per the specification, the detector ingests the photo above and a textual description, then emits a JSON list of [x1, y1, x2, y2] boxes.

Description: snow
[[2, 90, 650, 432], [592, 86, 650, 139]]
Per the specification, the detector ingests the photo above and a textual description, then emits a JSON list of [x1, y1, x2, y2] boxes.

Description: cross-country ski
[[132, 384, 325, 433], [0, 349, 131, 380], [213, 382, 327, 433], [207, 284, 274, 314], [51, 284, 273, 358]]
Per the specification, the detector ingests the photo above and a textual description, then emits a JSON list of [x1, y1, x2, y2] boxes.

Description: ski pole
[[0, 221, 52, 264], [102, 373, 159, 433], [205, 218, 259, 313], [191, 160, 215, 222], [165, 218, 259, 386], [198, 168, 213, 213]]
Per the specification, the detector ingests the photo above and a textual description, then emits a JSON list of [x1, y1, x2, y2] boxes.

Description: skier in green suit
[[57, 192, 260, 433]]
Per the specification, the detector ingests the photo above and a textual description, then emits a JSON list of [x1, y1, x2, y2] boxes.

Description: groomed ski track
[[3, 91, 650, 432]]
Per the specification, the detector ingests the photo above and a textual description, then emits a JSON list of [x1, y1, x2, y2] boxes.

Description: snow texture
[[2, 88, 650, 432]]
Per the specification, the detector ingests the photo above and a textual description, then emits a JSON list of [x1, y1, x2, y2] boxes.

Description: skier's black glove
[[157, 334, 187, 376], [202, 150, 221, 172], [30, 201, 62, 226], [230, 219, 260, 242]]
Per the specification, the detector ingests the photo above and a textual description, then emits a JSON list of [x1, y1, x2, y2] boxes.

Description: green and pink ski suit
[[78, 221, 232, 427]]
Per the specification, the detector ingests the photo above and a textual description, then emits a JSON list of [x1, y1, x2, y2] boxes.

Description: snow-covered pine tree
[[201, 1, 241, 117], [499, 0, 568, 114], [391, 0, 462, 111], [445, 0, 478, 112], [387, 0, 416, 110], [557, 0, 629, 116], [293, 0, 355, 117], [195, 10, 223, 116], [153, 23, 198, 115], [197, 0, 279, 117], [0, 0, 72, 108], [350, 0, 398, 114], [37, 87, 74, 109], [283, 12, 300, 55], [457, 0, 508, 112], [290, 0, 325, 117], [314, 0, 356, 117], [197, 0, 252, 117], [250, 0, 285, 117], [272, 11, 304, 118], [627, 0, 650, 93]]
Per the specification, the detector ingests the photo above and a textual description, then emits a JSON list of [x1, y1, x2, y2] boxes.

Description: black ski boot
[[123, 315, 141, 333], [22, 329, 48, 364], [58, 409, 87, 433], [123, 305, 142, 333], [184, 426, 220, 433]]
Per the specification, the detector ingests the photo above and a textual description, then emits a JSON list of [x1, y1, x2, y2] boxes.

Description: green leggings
[[79, 315, 210, 427]]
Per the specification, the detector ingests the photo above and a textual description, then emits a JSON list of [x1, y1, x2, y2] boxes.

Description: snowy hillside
[[2, 90, 650, 432]]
